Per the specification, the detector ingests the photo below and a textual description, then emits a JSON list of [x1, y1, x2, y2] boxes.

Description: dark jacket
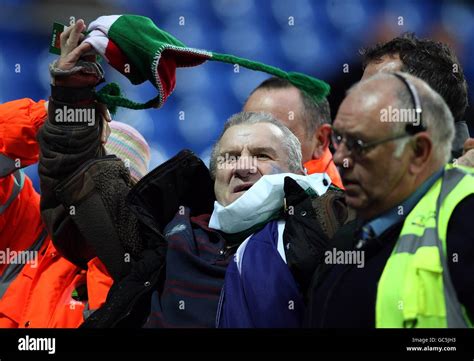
[[305, 195, 474, 328], [38, 85, 353, 328]]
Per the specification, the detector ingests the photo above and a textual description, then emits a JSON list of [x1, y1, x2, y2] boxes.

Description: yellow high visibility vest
[[376, 165, 474, 328]]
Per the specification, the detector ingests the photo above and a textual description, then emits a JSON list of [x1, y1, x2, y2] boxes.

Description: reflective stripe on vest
[[0, 227, 47, 299], [82, 302, 96, 321], [0, 154, 19, 178], [376, 165, 474, 328], [0, 170, 25, 215]]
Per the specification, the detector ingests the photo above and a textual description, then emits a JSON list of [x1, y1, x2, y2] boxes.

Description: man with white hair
[[37, 20, 352, 328], [306, 72, 474, 328]]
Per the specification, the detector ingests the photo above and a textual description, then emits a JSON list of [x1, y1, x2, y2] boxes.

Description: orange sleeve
[[86, 257, 114, 310], [0, 99, 46, 229], [0, 98, 47, 174]]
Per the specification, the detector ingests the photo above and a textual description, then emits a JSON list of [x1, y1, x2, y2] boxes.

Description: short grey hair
[[209, 111, 303, 179], [391, 74, 454, 163], [301, 93, 331, 133]]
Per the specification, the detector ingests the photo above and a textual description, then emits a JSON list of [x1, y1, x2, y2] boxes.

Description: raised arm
[[38, 20, 136, 280]]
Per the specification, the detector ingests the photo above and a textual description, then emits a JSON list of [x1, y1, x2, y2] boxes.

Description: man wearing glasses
[[360, 33, 470, 161], [305, 72, 474, 328]]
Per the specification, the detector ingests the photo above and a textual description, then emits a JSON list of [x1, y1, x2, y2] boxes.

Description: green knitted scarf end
[[210, 52, 331, 102], [95, 82, 161, 112]]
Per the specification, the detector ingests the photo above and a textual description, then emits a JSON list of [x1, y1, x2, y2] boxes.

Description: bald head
[[332, 72, 454, 220], [349, 72, 454, 163]]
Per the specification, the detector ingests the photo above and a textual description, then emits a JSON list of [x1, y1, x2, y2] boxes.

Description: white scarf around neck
[[209, 172, 331, 234]]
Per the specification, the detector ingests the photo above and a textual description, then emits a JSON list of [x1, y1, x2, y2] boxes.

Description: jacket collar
[[304, 148, 344, 189], [126, 149, 215, 234]]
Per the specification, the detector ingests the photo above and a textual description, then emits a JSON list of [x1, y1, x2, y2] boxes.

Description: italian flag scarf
[[83, 15, 330, 110]]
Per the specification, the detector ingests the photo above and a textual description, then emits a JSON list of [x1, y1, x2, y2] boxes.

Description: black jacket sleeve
[[38, 86, 139, 280], [283, 178, 354, 296], [38, 86, 104, 269], [446, 194, 474, 322]]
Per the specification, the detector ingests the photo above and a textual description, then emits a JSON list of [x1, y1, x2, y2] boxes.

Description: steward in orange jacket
[[0, 98, 113, 328]]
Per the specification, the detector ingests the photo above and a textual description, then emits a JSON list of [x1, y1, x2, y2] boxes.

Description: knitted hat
[[104, 120, 150, 182], [83, 15, 330, 110]]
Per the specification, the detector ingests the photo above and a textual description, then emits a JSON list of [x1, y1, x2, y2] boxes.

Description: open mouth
[[233, 183, 254, 193]]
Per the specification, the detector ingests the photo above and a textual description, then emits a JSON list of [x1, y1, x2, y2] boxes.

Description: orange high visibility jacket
[[304, 147, 344, 189], [0, 98, 112, 328]]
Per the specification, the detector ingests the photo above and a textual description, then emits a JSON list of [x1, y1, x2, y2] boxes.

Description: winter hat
[[83, 15, 330, 110], [104, 120, 151, 182]]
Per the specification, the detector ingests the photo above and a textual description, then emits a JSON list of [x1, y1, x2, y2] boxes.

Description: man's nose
[[333, 143, 353, 169], [233, 155, 257, 178]]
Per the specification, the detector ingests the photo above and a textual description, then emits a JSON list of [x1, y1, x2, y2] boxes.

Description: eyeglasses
[[331, 130, 412, 158], [331, 72, 427, 158]]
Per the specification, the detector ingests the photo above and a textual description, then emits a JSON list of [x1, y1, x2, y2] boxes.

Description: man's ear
[[463, 137, 474, 154], [312, 124, 331, 159], [409, 133, 432, 175]]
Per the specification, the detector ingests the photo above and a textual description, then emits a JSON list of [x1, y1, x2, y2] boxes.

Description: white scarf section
[[209, 172, 331, 234]]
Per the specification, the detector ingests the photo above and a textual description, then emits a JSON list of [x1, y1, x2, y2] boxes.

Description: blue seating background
[[0, 0, 472, 191]]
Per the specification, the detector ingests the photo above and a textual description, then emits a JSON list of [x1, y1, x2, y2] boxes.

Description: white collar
[[209, 172, 331, 234]]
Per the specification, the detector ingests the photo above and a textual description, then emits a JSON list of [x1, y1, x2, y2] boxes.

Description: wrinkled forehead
[[218, 123, 285, 152], [334, 78, 400, 137]]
